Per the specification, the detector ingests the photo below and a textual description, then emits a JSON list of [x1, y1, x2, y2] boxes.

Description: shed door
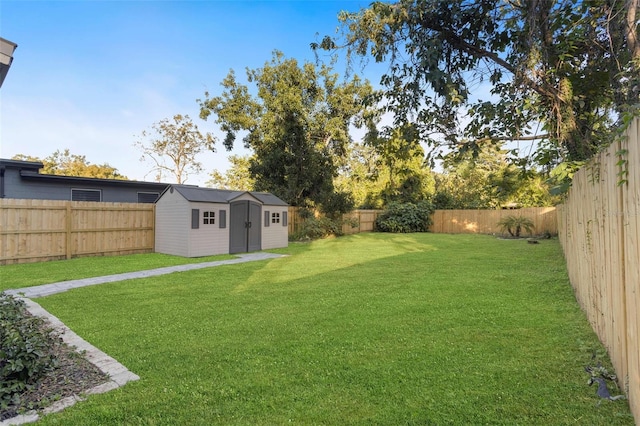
[[229, 201, 262, 254]]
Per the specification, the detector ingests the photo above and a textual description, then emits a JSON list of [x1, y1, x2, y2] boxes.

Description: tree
[[206, 155, 255, 191], [334, 132, 435, 208], [334, 142, 385, 208], [316, 0, 640, 172], [370, 126, 435, 205], [134, 114, 215, 184], [433, 147, 557, 209], [12, 150, 127, 179], [199, 51, 375, 214]]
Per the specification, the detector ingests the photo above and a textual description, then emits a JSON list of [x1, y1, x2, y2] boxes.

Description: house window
[[71, 188, 101, 202], [137, 192, 159, 203], [203, 211, 215, 225], [271, 212, 280, 224]]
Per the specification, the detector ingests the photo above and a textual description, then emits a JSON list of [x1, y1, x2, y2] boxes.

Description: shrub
[[0, 293, 59, 416], [497, 215, 535, 237], [289, 216, 344, 241], [375, 201, 434, 233], [319, 191, 355, 219]]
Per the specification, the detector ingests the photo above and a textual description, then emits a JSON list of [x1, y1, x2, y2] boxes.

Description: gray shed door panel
[[247, 202, 262, 252], [229, 201, 262, 254]]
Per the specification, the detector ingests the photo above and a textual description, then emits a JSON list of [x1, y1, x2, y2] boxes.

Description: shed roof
[[170, 185, 288, 206]]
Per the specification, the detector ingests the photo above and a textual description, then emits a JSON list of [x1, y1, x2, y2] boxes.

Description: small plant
[[497, 215, 535, 237], [0, 293, 60, 418], [375, 201, 434, 233]]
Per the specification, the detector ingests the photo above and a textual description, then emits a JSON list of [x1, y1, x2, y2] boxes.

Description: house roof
[[170, 185, 288, 206], [0, 37, 18, 88], [1, 158, 169, 189], [0, 159, 43, 171], [19, 171, 170, 189]]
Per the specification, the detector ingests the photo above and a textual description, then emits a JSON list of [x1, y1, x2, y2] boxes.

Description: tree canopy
[[12, 150, 127, 179], [206, 155, 255, 191], [199, 51, 376, 213], [316, 0, 640, 173], [134, 114, 215, 184], [433, 147, 558, 209]]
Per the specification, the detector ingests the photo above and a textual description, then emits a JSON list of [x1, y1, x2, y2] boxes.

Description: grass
[[0, 253, 235, 291], [5, 233, 635, 424]]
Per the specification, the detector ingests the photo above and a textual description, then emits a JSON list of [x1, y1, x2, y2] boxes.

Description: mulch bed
[[1, 313, 110, 422]]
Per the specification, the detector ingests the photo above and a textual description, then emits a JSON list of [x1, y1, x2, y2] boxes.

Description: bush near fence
[[286, 207, 381, 237], [557, 117, 640, 423], [0, 199, 155, 265]]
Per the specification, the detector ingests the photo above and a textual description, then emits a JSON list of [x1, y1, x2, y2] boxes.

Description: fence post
[[151, 204, 156, 253], [65, 202, 72, 260]]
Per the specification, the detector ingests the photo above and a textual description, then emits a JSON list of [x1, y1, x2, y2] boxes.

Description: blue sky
[[1, 0, 374, 185]]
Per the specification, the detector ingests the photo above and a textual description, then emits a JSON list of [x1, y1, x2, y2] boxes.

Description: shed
[[155, 185, 289, 256]]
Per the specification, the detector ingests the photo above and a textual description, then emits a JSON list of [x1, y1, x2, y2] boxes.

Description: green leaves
[[0, 293, 59, 416], [321, 0, 638, 171], [12, 150, 128, 180], [497, 215, 535, 238], [375, 201, 434, 233], [616, 149, 629, 186], [548, 160, 586, 195]]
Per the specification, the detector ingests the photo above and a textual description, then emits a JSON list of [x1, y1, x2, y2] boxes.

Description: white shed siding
[[187, 202, 230, 257], [261, 206, 289, 250], [155, 189, 190, 256]]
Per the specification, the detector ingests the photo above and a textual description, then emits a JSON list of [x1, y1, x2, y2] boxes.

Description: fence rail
[[0, 199, 155, 265], [558, 117, 640, 423]]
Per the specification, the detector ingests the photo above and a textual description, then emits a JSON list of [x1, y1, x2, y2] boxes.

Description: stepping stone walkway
[[2, 252, 286, 426], [5, 252, 286, 298]]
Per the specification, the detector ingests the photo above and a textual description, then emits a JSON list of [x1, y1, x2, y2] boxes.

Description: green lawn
[[6, 233, 635, 424], [0, 253, 235, 292]]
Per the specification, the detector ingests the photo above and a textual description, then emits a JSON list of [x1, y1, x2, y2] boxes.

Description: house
[[0, 158, 168, 203], [0, 37, 18, 88], [155, 185, 289, 256]]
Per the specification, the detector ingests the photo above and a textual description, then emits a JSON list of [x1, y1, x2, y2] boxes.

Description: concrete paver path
[[5, 252, 286, 298]]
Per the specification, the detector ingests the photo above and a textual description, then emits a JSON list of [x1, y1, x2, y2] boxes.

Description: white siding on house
[[155, 189, 190, 256], [261, 206, 289, 250], [187, 202, 230, 257]]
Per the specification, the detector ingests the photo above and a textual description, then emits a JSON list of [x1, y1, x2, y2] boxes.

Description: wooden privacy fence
[[287, 207, 381, 236], [557, 117, 640, 423], [341, 210, 380, 234], [288, 206, 557, 236], [0, 199, 155, 265], [431, 207, 557, 235]]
